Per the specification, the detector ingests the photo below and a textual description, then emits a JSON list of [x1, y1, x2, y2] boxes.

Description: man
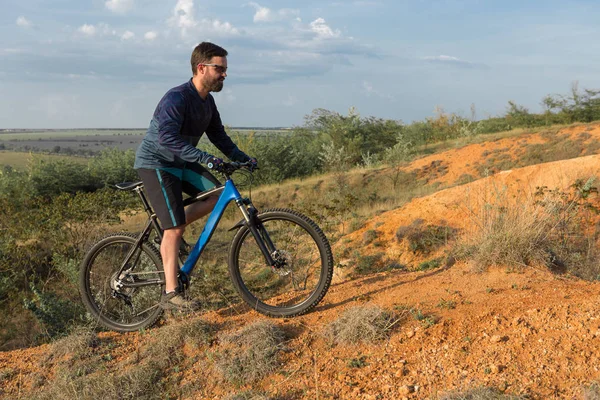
[[134, 42, 256, 310]]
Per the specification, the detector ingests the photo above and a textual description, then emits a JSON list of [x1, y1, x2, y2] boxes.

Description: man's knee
[[206, 195, 218, 208], [164, 226, 185, 238]]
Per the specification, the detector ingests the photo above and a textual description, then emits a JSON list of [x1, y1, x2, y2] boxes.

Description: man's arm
[[157, 92, 215, 164]]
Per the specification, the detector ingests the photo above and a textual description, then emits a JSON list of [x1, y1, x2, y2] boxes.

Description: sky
[[1, 0, 600, 129]]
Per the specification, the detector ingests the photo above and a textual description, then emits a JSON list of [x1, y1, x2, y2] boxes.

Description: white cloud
[[169, 0, 197, 36], [16, 16, 32, 28], [421, 55, 487, 69], [168, 0, 238, 38], [249, 3, 299, 23], [78, 24, 97, 36], [144, 31, 158, 40], [207, 19, 239, 35], [121, 31, 135, 40], [424, 55, 461, 62], [105, 0, 134, 14], [250, 2, 272, 22], [309, 18, 341, 39], [77, 23, 117, 37]]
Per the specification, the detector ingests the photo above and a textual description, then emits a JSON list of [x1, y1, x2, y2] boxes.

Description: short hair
[[191, 42, 228, 75]]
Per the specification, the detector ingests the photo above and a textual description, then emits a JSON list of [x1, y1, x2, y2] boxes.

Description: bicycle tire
[[79, 233, 164, 332], [228, 208, 333, 317]]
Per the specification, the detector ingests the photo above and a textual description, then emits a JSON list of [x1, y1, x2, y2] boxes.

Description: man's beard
[[206, 79, 224, 93]]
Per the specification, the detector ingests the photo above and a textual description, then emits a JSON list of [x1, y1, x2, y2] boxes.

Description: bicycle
[[79, 161, 334, 332]]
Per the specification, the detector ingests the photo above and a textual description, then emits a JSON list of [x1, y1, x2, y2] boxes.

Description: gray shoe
[[160, 290, 200, 312]]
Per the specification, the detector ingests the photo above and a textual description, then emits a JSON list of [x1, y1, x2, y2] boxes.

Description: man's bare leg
[[185, 195, 218, 225], [162, 226, 184, 293], [161, 196, 218, 293]]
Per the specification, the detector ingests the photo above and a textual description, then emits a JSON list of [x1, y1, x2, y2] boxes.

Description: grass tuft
[[324, 305, 398, 345], [438, 386, 528, 399], [584, 381, 600, 400], [214, 320, 287, 386], [396, 219, 456, 255], [456, 177, 600, 278]]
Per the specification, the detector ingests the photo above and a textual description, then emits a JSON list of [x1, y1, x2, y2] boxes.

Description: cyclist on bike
[[134, 42, 257, 311]]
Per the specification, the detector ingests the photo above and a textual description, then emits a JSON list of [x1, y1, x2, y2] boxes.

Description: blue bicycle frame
[[180, 179, 242, 275], [178, 177, 276, 279]]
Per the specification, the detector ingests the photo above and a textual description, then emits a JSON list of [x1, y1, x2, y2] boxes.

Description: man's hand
[[206, 156, 225, 172], [248, 157, 258, 171]]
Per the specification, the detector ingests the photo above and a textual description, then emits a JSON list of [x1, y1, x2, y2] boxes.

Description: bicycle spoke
[[81, 234, 164, 331], [235, 216, 325, 309]]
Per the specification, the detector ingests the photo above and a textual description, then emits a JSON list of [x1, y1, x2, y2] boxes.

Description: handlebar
[[219, 160, 258, 176]]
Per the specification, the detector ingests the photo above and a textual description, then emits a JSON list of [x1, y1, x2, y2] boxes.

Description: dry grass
[[584, 382, 600, 400], [222, 392, 272, 400], [30, 363, 165, 400], [30, 318, 214, 400], [455, 177, 600, 278], [214, 320, 287, 386], [44, 326, 100, 362], [437, 386, 527, 399], [324, 305, 399, 345]]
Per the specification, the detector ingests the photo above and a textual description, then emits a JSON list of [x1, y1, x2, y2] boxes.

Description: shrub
[[354, 253, 385, 275], [438, 386, 527, 399], [457, 177, 600, 277], [44, 326, 100, 365], [418, 258, 443, 271], [142, 318, 215, 369], [223, 392, 271, 400], [584, 381, 600, 400], [362, 229, 378, 245], [214, 320, 287, 386], [23, 284, 86, 340], [88, 147, 137, 186], [324, 305, 398, 345], [28, 157, 97, 197], [396, 220, 456, 255]]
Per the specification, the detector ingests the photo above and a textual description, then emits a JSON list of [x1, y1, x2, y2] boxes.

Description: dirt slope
[[3, 125, 600, 399]]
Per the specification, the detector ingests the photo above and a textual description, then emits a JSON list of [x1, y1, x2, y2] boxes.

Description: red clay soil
[[4, 125, 600, 399], [345, 154, 600, 270], [405, 123, 600, 186]]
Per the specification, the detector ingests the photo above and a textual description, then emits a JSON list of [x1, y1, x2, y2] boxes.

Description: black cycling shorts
[[137, 163, 220, 230]]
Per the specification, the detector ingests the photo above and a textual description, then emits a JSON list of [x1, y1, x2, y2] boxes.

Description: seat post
[[134, 186, 155, 218]]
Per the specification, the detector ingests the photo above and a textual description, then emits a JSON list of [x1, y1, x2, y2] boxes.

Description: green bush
[[23, 284, 85, 339], [88, 147, 138, 186], [28, 158, 97, 197]]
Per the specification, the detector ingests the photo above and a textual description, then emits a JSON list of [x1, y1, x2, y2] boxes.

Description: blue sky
[[1, 0, 599, 129]]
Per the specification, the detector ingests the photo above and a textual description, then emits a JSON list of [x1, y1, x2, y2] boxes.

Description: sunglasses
[[199, 63, 227, 74]]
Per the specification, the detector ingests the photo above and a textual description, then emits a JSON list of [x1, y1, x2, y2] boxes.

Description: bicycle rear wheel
[[228, 208, 333, 317], [79, 233, 164, 332]]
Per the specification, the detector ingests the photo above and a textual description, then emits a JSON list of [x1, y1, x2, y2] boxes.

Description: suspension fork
[[236, 199, 277, 267]]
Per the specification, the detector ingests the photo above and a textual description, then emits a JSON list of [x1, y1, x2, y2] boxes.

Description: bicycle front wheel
[[228, 208, 333, 317], [79, 233, 164, 332]]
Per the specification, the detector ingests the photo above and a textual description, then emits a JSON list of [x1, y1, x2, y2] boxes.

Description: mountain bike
[[79, 161, 334, 332]]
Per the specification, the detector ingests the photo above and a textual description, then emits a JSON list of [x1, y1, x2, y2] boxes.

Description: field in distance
[[0, 150, 88, 170], [0, 127, 290, 154]]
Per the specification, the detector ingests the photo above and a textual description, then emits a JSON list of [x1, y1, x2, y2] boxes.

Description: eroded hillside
[[3, 124, 600, 399]]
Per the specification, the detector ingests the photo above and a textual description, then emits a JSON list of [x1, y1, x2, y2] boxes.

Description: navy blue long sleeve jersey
[[134, 79, 249, 169]]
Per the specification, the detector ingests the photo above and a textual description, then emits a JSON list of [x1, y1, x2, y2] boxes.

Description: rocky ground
[[3, 124, 600, 399]]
